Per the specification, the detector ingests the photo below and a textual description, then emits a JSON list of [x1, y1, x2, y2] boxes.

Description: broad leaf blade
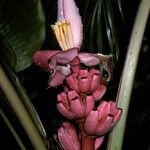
[[0, 0, 45, 72]]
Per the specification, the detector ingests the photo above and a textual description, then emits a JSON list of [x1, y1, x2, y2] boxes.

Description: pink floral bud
[[57, 90, 94, 120], [66, 69, 106, 101], [84, 101, 122, 136], [54, 122, 80, 150]]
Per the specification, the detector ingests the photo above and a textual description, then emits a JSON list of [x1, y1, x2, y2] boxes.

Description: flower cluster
[[33, 0, 122, 150]]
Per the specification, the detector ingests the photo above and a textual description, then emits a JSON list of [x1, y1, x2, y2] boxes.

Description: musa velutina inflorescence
[[33, 0, 122, 150]]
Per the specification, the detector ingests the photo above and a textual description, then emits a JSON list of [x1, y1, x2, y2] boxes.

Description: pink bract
[[33, 48, 78, 70]]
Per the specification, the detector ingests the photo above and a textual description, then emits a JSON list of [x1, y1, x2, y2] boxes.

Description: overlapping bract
[[33, 48, 107, 87]]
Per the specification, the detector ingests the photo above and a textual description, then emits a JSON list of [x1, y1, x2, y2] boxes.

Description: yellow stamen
[[51, 20, 75, 51], [61, 21, 70, 49], [58, 22, 68, 50], [51, 25, 65, 50]]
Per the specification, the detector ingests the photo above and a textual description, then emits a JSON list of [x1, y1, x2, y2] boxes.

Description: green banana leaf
[[0, 0, 45, 72]]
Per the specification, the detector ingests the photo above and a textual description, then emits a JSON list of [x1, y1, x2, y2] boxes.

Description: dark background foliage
[[0, 0, 150, 149]]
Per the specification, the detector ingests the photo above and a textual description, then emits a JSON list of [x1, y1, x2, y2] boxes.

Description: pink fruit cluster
[[33, 47, 122, 150]]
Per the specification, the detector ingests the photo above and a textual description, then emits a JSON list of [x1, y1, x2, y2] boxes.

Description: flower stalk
[[107, 0, 150, 150], [77, 120, 95, 150]]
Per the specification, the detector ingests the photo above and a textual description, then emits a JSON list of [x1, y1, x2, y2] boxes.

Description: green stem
[[0, 109, 26, 150], [0, 65, 47, 150], [107, 0, 150, 150]]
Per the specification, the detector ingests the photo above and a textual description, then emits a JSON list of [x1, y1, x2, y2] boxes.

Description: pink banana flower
[[84, 101, 122, 136], [57, 90, 94, 120], [33, 0, 111, 87], [66, 69, 106, 101], [54, 122, 80, 150]]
